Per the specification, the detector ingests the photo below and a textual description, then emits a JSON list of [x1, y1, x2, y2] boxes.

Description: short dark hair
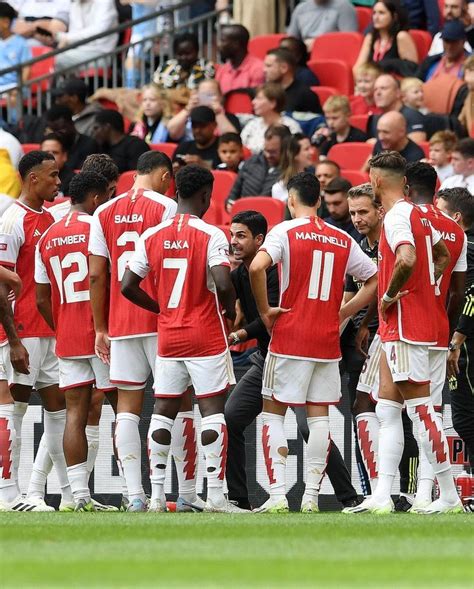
[[264, 124, 291, 143], [406, 161, 437, 200], [82, 154, 119, 182], [316, 159, 341, 173], [279, 36, 308, 67], [175, 164, 214, 199], [68, 171, 109, 205], [0, 2, 17, 20], [95, 109, 124, 133], [218, 133, 243, 147], [222, 24, 250, 47], [325, 177, 352, 195], [287, 172, 320, 207], [369, 150, 406, 176], [18, 151, 55, 180], [437, 187, 474, 229], [455, 138, 474, 159], [173, 32, 199, 53], [41, 133, 68, 152], [231, 210, 268, 238], [46, 104, 73, 122], [136, 151, 172, 175], [266, 48, 297, 69]]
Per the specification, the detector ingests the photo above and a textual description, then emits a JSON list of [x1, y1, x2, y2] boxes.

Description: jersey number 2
[[308, 250, 334, 301], [163, 258, 188, 308]]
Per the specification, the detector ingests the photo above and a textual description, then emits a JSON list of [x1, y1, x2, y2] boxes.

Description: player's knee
[[201, 429, 218, 446], [278, 446, 288, 458], [152, 428, 171, 446], [353, 393, 374, 416]]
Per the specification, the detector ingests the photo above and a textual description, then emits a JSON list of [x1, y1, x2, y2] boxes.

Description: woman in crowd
[[129, 84, 169, 144], [241, 83, 301, 154], [459, 55, 474, 136], [353, 0, 418, 75], [272, 133, 314, 202]]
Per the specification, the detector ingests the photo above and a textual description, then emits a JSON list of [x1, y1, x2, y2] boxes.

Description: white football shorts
[[357, 334, 382, 402], [428, 348, 447, 410], [382, 341, 430, 385], [2, 337, 58, 389], [154, 351, 235, 398], [0, 353, 6, 382], [59, 356, 115, 391], [262, 353, 341, 406], [110, 335, 157, 390]]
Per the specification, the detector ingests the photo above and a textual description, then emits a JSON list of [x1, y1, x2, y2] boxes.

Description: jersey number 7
[[163, 258, 188, 308]]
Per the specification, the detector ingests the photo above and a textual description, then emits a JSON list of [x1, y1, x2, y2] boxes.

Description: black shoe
[[342, 497, 363, 509], [229, 499, 252, 510], [394, 496, 413, 512]]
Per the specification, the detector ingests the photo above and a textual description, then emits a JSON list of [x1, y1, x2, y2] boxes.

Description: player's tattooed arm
[[432, 238, 451, 283], [0, 282, 29, 374], [211, 265, 236, 322], [379, 243, 414, 320], [121, 268, 160, 315], [250, 251, 289, 332], [36, 283, 55, 331]]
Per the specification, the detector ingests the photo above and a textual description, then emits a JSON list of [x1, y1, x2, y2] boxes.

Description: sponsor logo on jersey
[[295, 232, 348, 248], [114, 214, 144, 223], [33, 229, 42, 238], [164, 240, 189, 249]]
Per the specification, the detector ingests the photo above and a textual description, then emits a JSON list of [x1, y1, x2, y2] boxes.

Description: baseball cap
[[441, 20, 466, 41], [325, 177, 352, 195], [52, 78, 89, 99], [190, 106, 216, 125]]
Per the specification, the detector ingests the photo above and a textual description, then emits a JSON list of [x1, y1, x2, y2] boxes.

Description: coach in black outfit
[[225, 210, 360, 510]]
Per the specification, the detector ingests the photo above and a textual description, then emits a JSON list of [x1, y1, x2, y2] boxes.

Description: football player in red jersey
[[0, 151, 72, 511], [35, 171, 115, 511], [406, 162, 467, 510], [123, 165, 245, 513], [347, 151, 462, 514], [249, 172, 378, 513]]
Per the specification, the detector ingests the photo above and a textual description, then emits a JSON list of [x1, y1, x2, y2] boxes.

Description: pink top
[[216, 54, 264, 95]]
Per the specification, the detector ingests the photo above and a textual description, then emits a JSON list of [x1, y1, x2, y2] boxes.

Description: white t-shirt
[[10, 0, 70, 24], [271, 180, 288, 202], [440, 173, 474, 194], [241, 115, 302, 154]]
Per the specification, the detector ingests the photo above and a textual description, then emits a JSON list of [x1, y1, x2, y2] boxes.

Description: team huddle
[[0, 147, 467, 514]]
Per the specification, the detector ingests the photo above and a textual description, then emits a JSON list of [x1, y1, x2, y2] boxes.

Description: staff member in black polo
[[225, 210, 360, 510]]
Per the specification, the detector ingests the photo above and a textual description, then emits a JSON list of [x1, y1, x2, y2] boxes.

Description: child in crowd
[[401, 77, 426, 113], [314, 95, 368, 157], [216, 133, 244, 173], [459, 55, 474, 136], [350, 63, 382, 115], [429, 130, 457, 182]]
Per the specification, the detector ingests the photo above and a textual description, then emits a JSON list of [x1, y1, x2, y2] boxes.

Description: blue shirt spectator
[[0, 2, 31, 92], [402, 0, 440, 37]]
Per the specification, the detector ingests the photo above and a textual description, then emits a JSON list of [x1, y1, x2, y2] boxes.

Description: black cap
[[325, 177, 352, 195], [0, 2, 17, 19], [190, 106, 216, 124], [441, 20, 466, 41], [52, 78, 89, 99]]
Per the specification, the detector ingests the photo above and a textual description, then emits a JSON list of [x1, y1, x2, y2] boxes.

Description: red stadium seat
[[311, 86, 337, 106], [308, 59, 354, 95], [30, 47, 54, 93], [418, 141, 430, 158], [211, 170, 237, 224], [438, 0, 444, 27], [231, 197, 285, 226], [310, 32, 363, 67], [225, 92, 253, 115], [202, 199, 221, 225], [242, 146, 252, 160], [97, 98, 119, 111], [248, 34, 287, 60], [327, 142, 373, 169], [116, 170, 136, 195], [349, 114, 369, 133], [341, 169, 370, 186], [409, 29, 432, 63], [150, 142, 177, 159], [356, 7, 372, 33], [21, 143, 40, 154]]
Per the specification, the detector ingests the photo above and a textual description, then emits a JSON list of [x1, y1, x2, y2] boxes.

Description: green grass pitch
[[1, 512, 473, 588]]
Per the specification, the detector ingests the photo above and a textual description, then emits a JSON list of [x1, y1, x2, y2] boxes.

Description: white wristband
[[382, 292, 395, 303]]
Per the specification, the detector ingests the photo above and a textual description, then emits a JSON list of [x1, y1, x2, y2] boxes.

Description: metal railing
[[0, 0, 230, 122]]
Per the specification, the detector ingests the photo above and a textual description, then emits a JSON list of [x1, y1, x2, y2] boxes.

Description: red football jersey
[[0, 202, 55, 343], [35, 211, 96, 358], [418, 204, 467, 348], [378, 199, 439, 345], [128, 214, 230, 359], [261, 216, 377, 361], [88, 188, 177, 339]]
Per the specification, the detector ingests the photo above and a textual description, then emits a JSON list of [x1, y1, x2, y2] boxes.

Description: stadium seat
[[97, 98, 119, 111], [202, 199, 221, 225], [116, 170, 136, 195], [308, 59, 354, 95], [211, 170, 237, 224], [310, 32, 363, 67], [30, 47, 54, 93], [150, 142, 177, 159], [349, 114, 369, 133], [21, 143, 40, 154], [218, 224, 231, 242], [242, 146, 252, 160], [356, 6, 372, 33], [409, 29, 432, 62], [225, 92, 253, 115], [341, 169, 369, 186], [327, 142, 373, 169], [438, 0, 444, 26], [248, 34, 287, 60], [311, 86, 337, 106], [418, 141, 430, 158], [231, 197, 285, 226]]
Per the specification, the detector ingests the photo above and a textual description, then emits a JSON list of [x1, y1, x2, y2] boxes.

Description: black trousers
[[451, 342, 474, 469], [225, 350, 358, 507]]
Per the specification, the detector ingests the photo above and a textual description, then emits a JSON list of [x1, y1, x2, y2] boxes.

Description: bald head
[[373, 74, 402, 111], [377, 111, 408, 152]]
